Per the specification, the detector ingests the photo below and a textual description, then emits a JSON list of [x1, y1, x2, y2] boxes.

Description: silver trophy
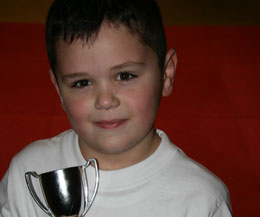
[[25, 158, 99, 217]]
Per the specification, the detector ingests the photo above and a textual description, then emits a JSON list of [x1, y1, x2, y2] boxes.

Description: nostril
[[95, 91, 120, 110]]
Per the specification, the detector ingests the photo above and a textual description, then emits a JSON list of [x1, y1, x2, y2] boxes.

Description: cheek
[[63, 97, 90, 123], [126, 83, 160, 123]]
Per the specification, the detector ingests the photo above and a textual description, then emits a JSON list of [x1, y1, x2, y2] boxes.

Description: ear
[[162, 48, 177, 97], [49, 69, 64, 108]]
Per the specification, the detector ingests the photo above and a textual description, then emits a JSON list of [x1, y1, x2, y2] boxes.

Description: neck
[[79, 129, 161, 170]]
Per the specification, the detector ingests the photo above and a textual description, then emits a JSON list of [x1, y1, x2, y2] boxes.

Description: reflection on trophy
[[25, 158, 99, 217]]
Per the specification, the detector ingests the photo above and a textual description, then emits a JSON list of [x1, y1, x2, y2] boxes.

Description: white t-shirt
[[0, 129, 232, 217]]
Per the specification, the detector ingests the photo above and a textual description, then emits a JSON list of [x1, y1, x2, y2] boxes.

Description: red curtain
[[0, 23, 259, 216]]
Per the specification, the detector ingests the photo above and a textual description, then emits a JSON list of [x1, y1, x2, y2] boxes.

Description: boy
[[0, 0, 232, 216]]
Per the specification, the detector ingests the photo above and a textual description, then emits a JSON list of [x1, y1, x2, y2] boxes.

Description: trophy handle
[[82, 158, 99, 217], [25, 172, 54, 217]]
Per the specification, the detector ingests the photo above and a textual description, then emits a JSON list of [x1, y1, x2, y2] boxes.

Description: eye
[[72, 79, 92, 88], [116, 72, 137, 81]]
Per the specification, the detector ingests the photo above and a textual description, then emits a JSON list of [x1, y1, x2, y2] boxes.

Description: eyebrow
[[61, 72, 88, 81], [110, 61, 145, 71]]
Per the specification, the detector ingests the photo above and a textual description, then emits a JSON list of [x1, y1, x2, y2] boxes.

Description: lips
[[94, 119, 127, 129]]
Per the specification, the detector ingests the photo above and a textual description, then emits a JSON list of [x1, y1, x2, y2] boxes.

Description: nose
[[95, 86, 120, 110]]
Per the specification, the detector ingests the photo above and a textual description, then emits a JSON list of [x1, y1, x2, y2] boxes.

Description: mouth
[[93, 119, 128, 129]]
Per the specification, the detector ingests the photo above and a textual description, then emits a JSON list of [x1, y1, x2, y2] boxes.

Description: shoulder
[[158, 130, 229, 198], [157, 130, 231, 214], [9, 129, 76, 174], [168, 150, 231, 214], [0, 130, 78, 216], [175, 149, 229, 201], [16, 129, 74, 158]]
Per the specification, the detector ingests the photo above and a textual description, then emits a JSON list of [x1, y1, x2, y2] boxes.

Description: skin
[[50, 23, 177, 170]]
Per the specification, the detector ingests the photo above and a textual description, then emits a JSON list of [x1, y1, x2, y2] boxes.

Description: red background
[[0, 23, 259, 216]]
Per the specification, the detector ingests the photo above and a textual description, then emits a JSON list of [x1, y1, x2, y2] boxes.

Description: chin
[[97, 143, 133, 155]]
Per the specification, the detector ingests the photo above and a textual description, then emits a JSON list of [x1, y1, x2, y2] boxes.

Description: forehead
[[55, 23, 158, 74]]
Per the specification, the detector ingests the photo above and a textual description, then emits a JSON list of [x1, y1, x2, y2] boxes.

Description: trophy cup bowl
[[25, 158, 99, 217]]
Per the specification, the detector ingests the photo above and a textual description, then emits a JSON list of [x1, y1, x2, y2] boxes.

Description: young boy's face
[[51, 23, 175, 169]]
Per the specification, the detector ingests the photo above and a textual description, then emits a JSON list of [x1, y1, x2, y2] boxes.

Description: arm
[[0, 158, 42, 217], [0, 171, 12, 217], [211, 200, 233, 217]]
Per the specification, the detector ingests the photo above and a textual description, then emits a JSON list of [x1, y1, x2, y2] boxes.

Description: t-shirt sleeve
[[211, 199, 233, 217], [0, 157, 36, 217], [0, 170, 12, 217]]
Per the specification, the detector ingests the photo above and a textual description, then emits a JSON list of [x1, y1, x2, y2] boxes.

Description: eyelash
[[72, 79, 92, 88], [116, 72, 137, 81], [71, 72, 137, 88]]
